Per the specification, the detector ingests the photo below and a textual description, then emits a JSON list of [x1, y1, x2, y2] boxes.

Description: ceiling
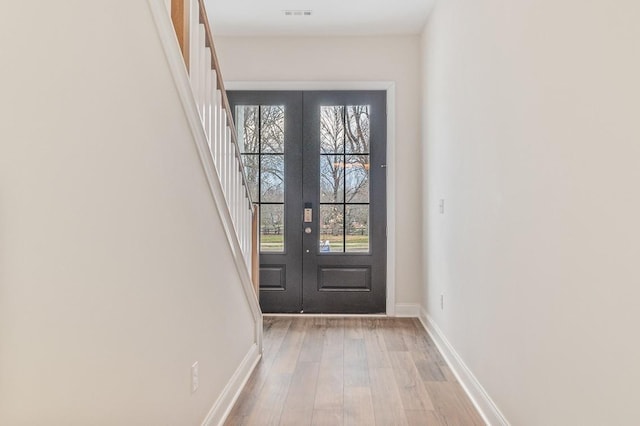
[[206, 0, 435, 37]]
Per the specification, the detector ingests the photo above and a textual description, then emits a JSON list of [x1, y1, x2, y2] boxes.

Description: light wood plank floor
[[226, 317, 485, 426]]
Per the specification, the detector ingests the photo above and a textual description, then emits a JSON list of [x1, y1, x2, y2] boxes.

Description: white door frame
[[226, 81, 397, 316]]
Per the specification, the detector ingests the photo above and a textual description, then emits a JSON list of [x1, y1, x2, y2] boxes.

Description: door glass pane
[[320, 205, 344, 253], [260, 106, 285, 153], [260, 155, 284, 202], [318, 104, 375, 255], [260, 204, 284, 252], [345, 105, 370, 154], [241, 154, 259, 201], [345, 155, 369, 203], [346, 205, 369, 252], [236, 106, 259, 153], [237, 104, 288, 252], [320, 155, 344, 203], [321, 106, 345, 154]]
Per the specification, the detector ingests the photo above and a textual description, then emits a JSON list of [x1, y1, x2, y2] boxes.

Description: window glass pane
[[241, 154, 259, 201], [320, 155, 344, 203], [261, 155, 284, 202], [346, 205, 369, 252], [345, 155, 369, 203], [321, 106, 345, 154], [346, 105, 370, 154], [320, 205, 344, 253], [260, 204, 284, 252], [236, 106, 259, 153], [260, 106, 285, 153]]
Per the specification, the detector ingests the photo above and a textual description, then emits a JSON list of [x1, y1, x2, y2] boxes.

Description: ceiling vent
[[284, 10, 312, 17]]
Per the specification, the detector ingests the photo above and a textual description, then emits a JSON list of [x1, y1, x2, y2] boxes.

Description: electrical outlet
[[440, 293, 444, 310], [191, 361, 199, 393], [439, 199, 445, 214]]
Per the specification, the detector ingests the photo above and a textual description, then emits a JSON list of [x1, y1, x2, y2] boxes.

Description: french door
[[228, 91, 386, 313]]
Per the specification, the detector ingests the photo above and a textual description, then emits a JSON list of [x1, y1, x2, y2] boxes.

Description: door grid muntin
[[319, 105, 371, 254], [237, 105, 286, 253]]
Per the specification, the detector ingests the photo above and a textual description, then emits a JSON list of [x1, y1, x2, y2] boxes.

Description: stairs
[[155, 0, 259, 291]]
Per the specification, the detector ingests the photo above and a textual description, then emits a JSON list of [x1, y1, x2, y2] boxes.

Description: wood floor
[[225, 317, 485, 426]]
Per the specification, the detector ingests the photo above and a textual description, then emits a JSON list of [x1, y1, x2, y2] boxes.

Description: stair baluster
[[169, 0, 258, 293]]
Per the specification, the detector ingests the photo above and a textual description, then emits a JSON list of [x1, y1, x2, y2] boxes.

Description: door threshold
[[263, 313, 388, 318]]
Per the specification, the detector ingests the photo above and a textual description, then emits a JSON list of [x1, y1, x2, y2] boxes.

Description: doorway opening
[[229, 91, 387, 314]]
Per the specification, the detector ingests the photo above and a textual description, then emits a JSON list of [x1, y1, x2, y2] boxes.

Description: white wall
[[0, 2, 256, 424], [422, 0, 640, 424], [216, 36, 423, 306]]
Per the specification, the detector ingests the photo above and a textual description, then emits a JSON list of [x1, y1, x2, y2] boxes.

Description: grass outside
[[260, 234, 369, 252]]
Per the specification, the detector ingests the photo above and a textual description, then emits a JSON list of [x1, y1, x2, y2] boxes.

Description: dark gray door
[[228, 91, 303, 313], [229, 90, 386, 314]]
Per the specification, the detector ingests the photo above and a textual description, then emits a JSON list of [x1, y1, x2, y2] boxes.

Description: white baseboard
[[418, 308, 509, 426], [202, 343, 261, 426], [394, 303, 422, 317]]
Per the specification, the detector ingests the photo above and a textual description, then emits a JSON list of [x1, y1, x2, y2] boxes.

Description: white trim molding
[[419, 309, 510, 426], [202, 344, 261, 426], [225, 81, 397, 317], [394, 303, 422, 317]]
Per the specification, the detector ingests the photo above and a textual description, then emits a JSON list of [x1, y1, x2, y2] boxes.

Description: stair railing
[[169, 0, 259, 292]]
